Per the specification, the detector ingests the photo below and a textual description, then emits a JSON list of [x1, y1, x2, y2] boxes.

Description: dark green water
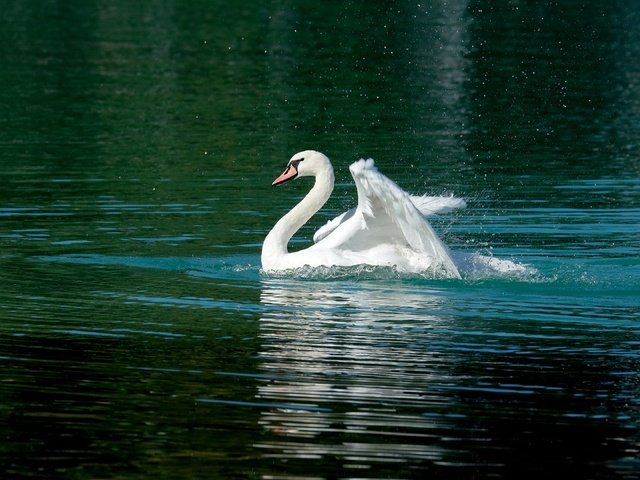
[[1, 1, 639, 478]]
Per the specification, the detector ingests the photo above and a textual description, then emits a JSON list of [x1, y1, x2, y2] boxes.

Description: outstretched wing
[[313, 188, 465, 243], [315, 159, 460, 277]]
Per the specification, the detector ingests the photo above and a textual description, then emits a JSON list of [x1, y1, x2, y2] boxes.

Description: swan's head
[[272, 150, 332, 186]]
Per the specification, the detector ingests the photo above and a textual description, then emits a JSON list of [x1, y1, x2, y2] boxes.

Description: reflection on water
[[257, 278, 639, 478], [258, 280, 452, 470]]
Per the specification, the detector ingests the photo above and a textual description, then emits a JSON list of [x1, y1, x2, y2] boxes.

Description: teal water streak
[[1, 1, 639, 479]]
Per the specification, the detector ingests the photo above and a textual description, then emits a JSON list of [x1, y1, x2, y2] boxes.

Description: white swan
[[261, 150, 465, 277]]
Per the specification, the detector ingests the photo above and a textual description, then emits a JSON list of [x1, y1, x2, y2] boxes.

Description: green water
[[1, 1, 639, 478]]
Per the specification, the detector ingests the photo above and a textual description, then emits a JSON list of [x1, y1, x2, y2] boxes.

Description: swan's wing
[[317, 159, 460, 277], [313, 194, 465, 243], [313, 209, 355, 243]]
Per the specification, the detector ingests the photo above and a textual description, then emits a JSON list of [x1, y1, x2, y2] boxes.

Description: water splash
[[452, 251, 542, 282], [260, 250, 541, 283]]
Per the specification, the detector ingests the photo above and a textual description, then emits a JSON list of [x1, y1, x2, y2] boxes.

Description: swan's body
[[261, 150, 464, 278]]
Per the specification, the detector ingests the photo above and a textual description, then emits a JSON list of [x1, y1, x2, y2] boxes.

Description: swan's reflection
[[255, 278, 457, 467]]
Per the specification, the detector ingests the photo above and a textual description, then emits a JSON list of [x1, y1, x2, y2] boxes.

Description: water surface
[[1, 1, 639, 478]]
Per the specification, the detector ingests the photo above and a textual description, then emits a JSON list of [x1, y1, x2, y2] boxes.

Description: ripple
[[196, 398, 331, 413]]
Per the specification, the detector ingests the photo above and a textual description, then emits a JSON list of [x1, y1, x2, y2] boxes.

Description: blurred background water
[[1, 0, 639, 478]]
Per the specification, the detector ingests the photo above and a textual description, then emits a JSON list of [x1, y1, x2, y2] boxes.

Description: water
[[1, 1, 639, 478]]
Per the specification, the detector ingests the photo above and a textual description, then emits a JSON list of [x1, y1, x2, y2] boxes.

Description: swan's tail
[[410, 194, 466, 216]]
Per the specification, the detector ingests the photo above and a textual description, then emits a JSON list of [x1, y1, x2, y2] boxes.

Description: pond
[[1, 1, 639, 478]]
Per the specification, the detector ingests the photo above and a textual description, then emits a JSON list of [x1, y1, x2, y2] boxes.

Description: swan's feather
[[313, 188, 466, 243], [314, 159, 460, 277], [409, 194, 466, 216]]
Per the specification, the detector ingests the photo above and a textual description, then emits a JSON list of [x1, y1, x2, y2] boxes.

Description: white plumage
[[261, 150, 464, 277]]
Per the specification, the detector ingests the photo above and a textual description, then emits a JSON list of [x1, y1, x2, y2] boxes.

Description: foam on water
[[259, 250, 541, 283]]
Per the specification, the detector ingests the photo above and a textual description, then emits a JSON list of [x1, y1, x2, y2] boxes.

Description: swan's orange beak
[[272, 164, 298, 186]]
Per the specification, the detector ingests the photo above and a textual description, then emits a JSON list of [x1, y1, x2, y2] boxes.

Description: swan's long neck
[[262, 167, 334, 267]]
